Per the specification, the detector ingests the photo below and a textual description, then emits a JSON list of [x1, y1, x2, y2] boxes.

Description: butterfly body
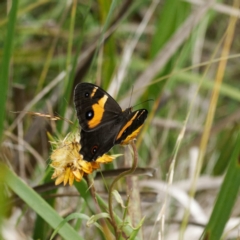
[[74, 83, 148, 162]]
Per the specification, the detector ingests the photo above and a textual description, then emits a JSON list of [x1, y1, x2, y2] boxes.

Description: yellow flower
[[50, 133, 115, 186]]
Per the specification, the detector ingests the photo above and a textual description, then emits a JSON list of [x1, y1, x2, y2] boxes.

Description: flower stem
[[108, 141, 138, 239]]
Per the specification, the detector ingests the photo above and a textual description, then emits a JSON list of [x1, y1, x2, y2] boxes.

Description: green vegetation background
[[0, 0, 240, 239]]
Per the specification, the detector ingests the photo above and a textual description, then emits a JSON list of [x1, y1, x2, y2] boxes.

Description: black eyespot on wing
[[91, 146, 98, 154], [84, 91, 90, 98], [86, 110, 94, 120]]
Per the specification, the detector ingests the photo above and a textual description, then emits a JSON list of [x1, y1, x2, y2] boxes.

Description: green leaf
[[112, 190, 126, 208], [87, 212, 110, 226], [128, 217, 145, 240], [2, 164, 82, 240], [50, 213, 93, 240]]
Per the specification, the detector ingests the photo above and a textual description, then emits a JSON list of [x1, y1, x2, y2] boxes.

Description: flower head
[[50, 133, 115, 186]]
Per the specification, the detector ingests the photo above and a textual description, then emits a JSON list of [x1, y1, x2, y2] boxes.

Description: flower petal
[[55, 173, 65, 185], [96, 154, 115, 163], [68, 171, 75, 186], [64, 167, 71, 186], [72, 169, 83, 181], [79, 160, 93, 174]]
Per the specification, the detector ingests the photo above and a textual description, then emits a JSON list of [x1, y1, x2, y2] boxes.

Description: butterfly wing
[[80, 109, 148, 162], [80, 123, 120, 162], [74, 83, 122, 131], [74, 83, 148, 161], [114, 109, 148, 145]]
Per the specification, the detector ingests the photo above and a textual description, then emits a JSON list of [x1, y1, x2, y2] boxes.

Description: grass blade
[[2, 164, 82, 240], [201, 132, 240, 239], [0, 0, 18, 140]]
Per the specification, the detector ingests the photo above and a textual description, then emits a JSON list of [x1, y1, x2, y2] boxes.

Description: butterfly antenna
[[132, 99, 154, 109]]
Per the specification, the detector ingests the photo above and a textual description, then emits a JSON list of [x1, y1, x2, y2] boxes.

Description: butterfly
[[74, 82, 148, 162]]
